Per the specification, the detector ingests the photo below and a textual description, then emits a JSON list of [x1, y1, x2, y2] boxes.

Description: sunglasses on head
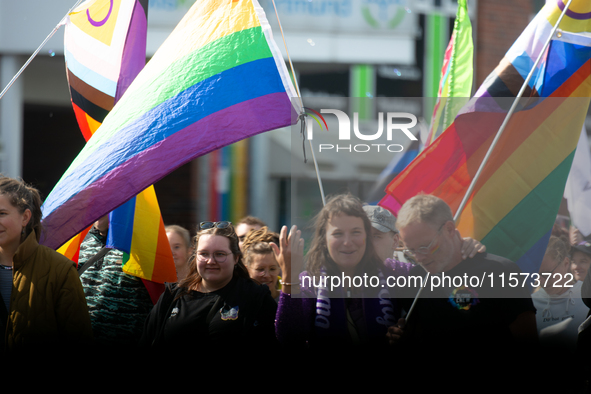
[[199, 221, 232, 230]]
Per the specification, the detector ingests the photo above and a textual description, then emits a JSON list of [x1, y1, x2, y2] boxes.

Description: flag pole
[[453, 0, 573, 223], [270, 0, 326, 206], [0, 0, 84, 101]]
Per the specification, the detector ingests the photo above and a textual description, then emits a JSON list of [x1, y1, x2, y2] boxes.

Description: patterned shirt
[[78, 228, 153, 347]]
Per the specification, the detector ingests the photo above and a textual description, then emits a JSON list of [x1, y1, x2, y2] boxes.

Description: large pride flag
[[41, 0, 300, 250], [58, 0, 149, 264], [58, 0, 175, 284], [380, 0, 591, 275]]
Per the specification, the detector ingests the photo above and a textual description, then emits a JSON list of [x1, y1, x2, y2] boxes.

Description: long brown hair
[[0, 176, 43, 242], [305, 193, 382, 277], [178, 224, 250, 295]]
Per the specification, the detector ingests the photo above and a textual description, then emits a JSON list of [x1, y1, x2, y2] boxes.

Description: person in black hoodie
[[140, 221, 277, 356]]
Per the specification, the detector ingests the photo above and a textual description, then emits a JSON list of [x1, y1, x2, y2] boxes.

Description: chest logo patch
[[448, 286, 479, 310], [220, 305, 239, 320]]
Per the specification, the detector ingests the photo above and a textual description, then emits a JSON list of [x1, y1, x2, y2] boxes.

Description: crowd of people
[[1, 174, 591, 387]]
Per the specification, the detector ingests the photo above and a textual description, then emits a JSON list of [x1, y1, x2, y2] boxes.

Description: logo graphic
[[220, 305, 239, 320], [302, 106, 419, 154], [304, 107, 329, 133], [448, 286, 480, 311], [306, 110, 417, 140], [361, 0, 409, 29]]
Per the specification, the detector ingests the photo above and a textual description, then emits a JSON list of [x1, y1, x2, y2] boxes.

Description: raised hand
[[271, 225, 304, 294]]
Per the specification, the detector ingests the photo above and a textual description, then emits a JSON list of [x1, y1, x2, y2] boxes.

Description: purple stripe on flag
[[115, 0, 147, 102], [41, 92, 295, 249]]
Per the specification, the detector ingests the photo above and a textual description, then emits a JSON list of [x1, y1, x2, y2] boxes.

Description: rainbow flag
[[424, 0, 473, 147], [61, 0, 175, 283], [60, 0, 148, 265], [365, 139, 420, 204], [65, 0, 148, 140], [106, 186, 174, 281], [41, 0, 299, 251], [57, 225, 92, 263], [380, 0, 591, 275]]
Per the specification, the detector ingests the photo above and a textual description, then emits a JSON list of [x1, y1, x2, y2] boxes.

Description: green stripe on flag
[[481, 151, 576, 262]]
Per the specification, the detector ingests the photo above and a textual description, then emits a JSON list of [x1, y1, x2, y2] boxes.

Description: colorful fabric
[[61, 0, 175, 283], [380, 0, 591, 275], [424, 0, 473, 147], [42, 0, 299, 251], [57, 225, 91, 265], [106, 185, 175, 282], [65, 0, 148, 139], [366, 139, 419, 204]]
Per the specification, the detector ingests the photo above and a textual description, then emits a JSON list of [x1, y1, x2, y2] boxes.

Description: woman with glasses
[[140, 221, 277, 353]]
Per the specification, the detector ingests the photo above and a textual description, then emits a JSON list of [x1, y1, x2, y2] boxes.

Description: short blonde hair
[[396, 194, 453, 230], [165, 225, 191, 249]]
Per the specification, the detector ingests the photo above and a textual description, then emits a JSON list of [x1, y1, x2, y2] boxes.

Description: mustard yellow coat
[[4, 230, 93, 353]]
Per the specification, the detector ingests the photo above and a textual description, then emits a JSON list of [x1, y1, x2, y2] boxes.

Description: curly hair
[[241, 226, 279, 267], [0, 176, 43, 242]]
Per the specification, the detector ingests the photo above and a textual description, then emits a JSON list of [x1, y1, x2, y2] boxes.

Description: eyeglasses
[[200, 221, 232, 230], [403, 222, 446, 257], [196, 251, 233, 263]]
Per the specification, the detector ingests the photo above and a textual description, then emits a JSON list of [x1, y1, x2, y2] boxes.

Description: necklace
[[0, 264, 13, 270]]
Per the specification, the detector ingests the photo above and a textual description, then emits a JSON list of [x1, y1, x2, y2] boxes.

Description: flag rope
[[270, 0, 326, 205], [0, 0, 84, 101]]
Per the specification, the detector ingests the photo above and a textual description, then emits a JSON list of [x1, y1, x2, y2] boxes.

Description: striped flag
[[41, 0, 299, 251], [106, 186, 174, 281], [65, 0, 148, 138], [380, 0, 591, 275], [57, 225, 92, 263], [365, 139, 420, 205], [61, 0, 176, 283]]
